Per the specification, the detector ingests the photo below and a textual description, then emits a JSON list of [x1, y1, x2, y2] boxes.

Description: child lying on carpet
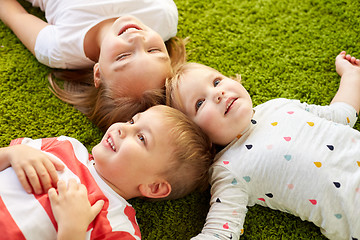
[[166, 51, 360, 240], [0, 0, 186, 131], [0, 105, 213, 239]]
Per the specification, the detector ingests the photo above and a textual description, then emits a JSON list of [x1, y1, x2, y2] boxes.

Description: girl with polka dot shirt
[[166, 51, 360, 240]]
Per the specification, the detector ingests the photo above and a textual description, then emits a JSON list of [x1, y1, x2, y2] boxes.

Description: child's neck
[[84, 18, 117, 62]]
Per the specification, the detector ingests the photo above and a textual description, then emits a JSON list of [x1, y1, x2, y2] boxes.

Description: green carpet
[[1, 0, 359, 239]]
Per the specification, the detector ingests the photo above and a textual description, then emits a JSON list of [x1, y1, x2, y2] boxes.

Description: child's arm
[[0, 0, 48, 55], [48, 179, 104, 240], [330, 51, 360, 114], [0, 144, 64, 194], [192, 166, 248, 240]]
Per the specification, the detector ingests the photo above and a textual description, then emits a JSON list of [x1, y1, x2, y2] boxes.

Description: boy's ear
[[139, 181, 171, 199], [93, 63, 101, 88]]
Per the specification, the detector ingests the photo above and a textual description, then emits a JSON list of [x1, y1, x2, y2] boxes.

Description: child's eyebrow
[[115, 54, 170, 72]]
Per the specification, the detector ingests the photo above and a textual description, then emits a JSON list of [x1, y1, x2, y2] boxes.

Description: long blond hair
[[49, 37, 187, 131]]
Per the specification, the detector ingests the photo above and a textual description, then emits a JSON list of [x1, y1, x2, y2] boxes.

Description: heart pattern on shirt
[[231, 178, 238, 185], [327, 145, 334, 151], [246, 145, 253, 150], [334, 214, 342, 219], [243, 176, 251, 182], [314, 162, 322, 168]]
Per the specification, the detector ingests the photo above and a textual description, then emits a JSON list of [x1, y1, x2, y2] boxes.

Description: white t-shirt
[[27, 0, 178, 69], [193, 98, 360, 240]]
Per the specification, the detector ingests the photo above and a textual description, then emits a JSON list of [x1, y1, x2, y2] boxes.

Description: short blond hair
[[154, 105, 214, 200], [166, 62, 241, 111]]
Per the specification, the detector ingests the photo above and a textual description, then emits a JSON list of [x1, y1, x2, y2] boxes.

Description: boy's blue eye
[[214, 78, 221, 86], [129, 118, 134, 124], [195, 99, 204, 111]]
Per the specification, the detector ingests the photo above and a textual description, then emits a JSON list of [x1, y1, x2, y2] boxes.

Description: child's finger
[[13, 168, 33, 194], [56, 180, 67, 196], [42, 159, 60, 188], [48, 187, 59, 204], [48, 188, 61, 217], [78, 182, 88, 194], [33, 163, 54, 194], [49, 156, 65, 171], [23, 166, 43, 194], [91, 200, 104, 219], [67, 178, 79, 191]]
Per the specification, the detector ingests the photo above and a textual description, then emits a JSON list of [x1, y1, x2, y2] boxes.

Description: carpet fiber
[[1, 0, 359, 239]]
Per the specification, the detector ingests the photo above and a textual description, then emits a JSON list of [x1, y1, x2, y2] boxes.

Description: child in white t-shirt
[[166, 51, 360, 239], [0, 0, 187, 131]]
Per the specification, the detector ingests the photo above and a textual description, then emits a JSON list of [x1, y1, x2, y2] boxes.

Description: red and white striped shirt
[[0, 136, 141, 240]]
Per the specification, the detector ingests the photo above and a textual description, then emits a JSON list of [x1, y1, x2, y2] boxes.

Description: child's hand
[[2, 144, 65, 194], [48, 179, 104, 240]]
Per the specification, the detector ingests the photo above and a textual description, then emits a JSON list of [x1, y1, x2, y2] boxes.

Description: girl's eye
[[137, 134, 146, 145], [148, 49, 160, 53], [213, 78, 221, 87], [116, 53, 130, 61], [128, 118, 134, 124], [195, 99, 204, 111]]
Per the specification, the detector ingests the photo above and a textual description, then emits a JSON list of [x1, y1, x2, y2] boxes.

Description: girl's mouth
[[118, 24, 142, 36], [225, 98, 238, 115]]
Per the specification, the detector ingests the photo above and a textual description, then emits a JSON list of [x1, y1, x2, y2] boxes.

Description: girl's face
[[92, 106, 173, 200], [176, 64, 253, 146], [96, 15, 171, 98]]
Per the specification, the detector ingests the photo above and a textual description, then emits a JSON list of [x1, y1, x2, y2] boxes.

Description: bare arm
[[0, 0, 48, 55], [331, 51, 360, 114], [0, 145, 64, 194]]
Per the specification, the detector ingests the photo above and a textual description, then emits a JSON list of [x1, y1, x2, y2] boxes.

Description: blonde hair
[[154, 105, 214, 200], [166, 62, 241, 111], [49, 37, 187, 131]]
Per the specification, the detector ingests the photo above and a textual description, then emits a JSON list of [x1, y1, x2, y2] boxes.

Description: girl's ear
[[139, 181, 171, 199], [93, 63, 101, 88]]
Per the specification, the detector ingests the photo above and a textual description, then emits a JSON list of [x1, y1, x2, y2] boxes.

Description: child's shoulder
[[254, 98, 300, 111], [56, 136, 85, 147]]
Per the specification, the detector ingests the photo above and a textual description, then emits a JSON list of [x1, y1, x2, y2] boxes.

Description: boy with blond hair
[[0, 105, 214, 239]]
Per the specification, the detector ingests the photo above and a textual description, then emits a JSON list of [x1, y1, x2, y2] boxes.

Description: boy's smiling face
[[91, 106, 173, 200], [176, 64, 253, 146]]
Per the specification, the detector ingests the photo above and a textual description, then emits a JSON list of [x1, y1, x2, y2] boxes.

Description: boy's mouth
[[225, 98, 238, 115], [106, 136, 116, 151], [118, 24, 142, 36]]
